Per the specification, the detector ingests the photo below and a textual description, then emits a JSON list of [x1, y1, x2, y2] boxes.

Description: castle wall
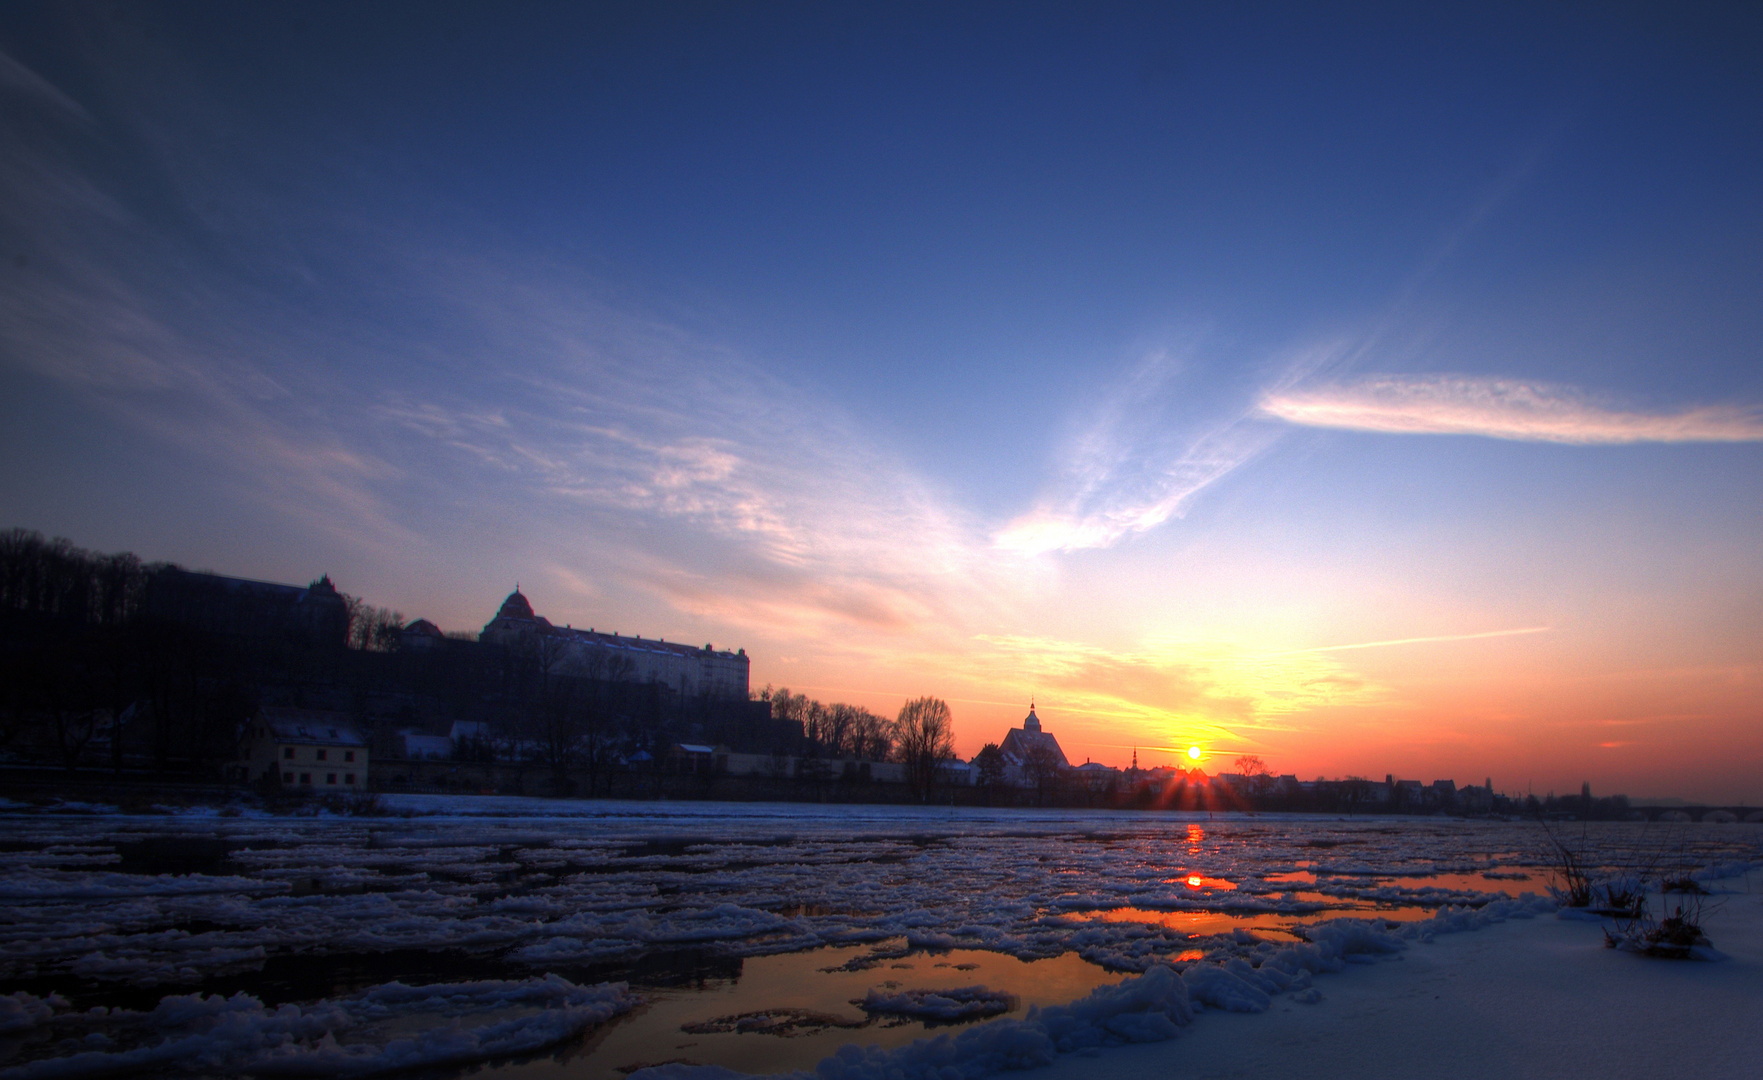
[[480, 591, 749, 701]]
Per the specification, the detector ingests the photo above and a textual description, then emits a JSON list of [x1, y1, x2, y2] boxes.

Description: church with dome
[[998, 702, 1069, 770], [479, 588, 750, 701]]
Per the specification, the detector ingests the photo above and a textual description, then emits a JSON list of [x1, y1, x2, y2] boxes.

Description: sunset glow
[[0, 5, 1758, 804]]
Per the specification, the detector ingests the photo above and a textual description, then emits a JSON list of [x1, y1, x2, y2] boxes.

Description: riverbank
[[1037, 882, 1763, 1079]]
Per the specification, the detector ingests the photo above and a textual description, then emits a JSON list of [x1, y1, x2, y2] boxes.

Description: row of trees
[[346, 602, 406, 652], [0, 529, 151, 627], [754, 686, 896, 761], [0, 529, 403, 653], [0, 529, 446, 777], [1, 527, 971, 802], [752, 686, 956, 801]]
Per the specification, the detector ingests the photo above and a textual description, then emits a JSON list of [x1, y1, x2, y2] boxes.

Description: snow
[[857, 986, 1018, 1021], [630, 888, 1755, 1080], [1031, 884, 1763, 1080]]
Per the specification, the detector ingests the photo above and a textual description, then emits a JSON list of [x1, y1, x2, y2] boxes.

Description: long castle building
[[478, 589, 750, 701]]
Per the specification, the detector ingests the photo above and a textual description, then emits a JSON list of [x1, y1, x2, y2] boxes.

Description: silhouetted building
[[998, 703, 1070, 769], [479, 588, 749, 700], [143, 568, 349, 647], [400, 618, 446, 651]]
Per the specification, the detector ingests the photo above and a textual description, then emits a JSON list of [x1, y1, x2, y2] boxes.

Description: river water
[[2, 796, 1757, 1078]]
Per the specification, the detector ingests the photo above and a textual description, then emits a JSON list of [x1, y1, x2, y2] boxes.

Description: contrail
[[1273, 625, 1550, 655]]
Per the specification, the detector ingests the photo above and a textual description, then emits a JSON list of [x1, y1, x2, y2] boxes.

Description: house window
[[344, 773, 355, 785], [282, 771, 293, 783], [326, 773, 337, 785], [299, 773, 311, 785], [344, 750, 355, 763], [283, 747, 295, 759], [316, 749, 327, 762]]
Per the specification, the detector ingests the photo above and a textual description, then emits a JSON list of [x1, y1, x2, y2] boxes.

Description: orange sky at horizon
[[729, 618, 1759, 805]]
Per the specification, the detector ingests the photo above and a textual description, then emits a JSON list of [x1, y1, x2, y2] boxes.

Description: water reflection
[[1175, 873, 1236, 890], [1264, 870, 1317, 884], [493, 941, 1122, 1080], [1098, 907, 1311, 940], [1382, 872, 1537, 898]]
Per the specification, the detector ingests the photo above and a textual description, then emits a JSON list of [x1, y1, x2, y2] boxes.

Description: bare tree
[[762, 686, 810, 740], [1234, 754, 1271, 800], [850, 707, 893, 761], [802, 698, 829, 752], [821, 702, 856, 758], [344, 598, 405, 652], [894, 697, 955, 802]]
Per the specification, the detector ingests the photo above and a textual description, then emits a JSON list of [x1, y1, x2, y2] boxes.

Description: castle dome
[[497, 589, 535, 621], [1023, 703, 1041, 733]]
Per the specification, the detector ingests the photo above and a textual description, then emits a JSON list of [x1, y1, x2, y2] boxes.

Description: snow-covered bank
[[1036, 885, 1763, 1079], [628, 896, 1558, 1080], [632, 884, 1761, 1080]]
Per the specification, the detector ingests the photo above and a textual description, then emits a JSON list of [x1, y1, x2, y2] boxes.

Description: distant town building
[[997, 703, 1070, 770], [938, 759, 979, 786], [240, 707, 368, 790], [479, 589, 750, 700], [400, 618, 446, 651], [668, 743, 728, 774]]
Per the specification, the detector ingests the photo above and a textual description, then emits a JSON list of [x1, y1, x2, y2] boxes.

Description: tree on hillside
[[344, 596, 405, 651], [894, 696, 955, 802]]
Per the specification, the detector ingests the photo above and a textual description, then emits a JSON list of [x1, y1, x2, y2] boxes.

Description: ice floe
[[1, 798, 1756, 1078], [0, 974, 635, 1079]]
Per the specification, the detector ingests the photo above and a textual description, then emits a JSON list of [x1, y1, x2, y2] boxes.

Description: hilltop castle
[[477, 588, 750, 701]]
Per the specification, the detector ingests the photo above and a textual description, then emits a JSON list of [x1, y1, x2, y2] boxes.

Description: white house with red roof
[[240, 707, 369, 790]]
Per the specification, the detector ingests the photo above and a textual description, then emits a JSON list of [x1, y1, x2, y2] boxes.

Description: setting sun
[[1187, 746, 1202, 761]]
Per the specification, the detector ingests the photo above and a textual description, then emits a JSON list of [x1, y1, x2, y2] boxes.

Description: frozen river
[[2, 796, 1758, 1078]]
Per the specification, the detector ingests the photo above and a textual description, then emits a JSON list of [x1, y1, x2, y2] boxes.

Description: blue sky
[[2, 3, 1760, 798]]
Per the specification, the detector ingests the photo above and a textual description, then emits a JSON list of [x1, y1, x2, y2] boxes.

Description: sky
[[1, 2, 1760, 802]]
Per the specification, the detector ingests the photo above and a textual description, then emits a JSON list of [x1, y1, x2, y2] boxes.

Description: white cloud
[[1262, 375, 1763, 444], [0, 45, 1009, 647], [994, 350, 1276, 554], [1270, 625, 1551, 655], [0, 48, 93, 123]]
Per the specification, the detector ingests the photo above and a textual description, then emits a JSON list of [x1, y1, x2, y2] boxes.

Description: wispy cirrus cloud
[[0, 38, 997, 644], [1262, 375, 1763, 444], [994, 349, 1279, 554], [1273, 625, 1551, 655]]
